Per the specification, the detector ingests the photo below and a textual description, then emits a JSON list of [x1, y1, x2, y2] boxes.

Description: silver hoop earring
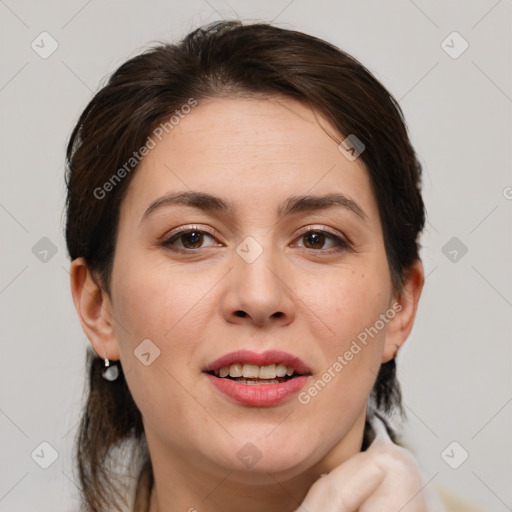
[[102, 358, 120, 381]]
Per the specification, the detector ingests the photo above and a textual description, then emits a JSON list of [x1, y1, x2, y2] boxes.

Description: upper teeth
[[215, 363, 295, 379]]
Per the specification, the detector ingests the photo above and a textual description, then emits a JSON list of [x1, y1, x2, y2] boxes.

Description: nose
[[220, 245, 296, 328]]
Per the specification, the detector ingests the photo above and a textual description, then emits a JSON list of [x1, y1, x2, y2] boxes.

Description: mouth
[[203, 350, 312, 406], [207, 362, 302, 384]]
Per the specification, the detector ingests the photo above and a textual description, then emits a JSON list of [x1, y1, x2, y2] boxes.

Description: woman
[[65, 20, 451, 511]]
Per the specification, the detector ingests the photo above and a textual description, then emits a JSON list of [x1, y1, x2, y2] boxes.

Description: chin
[[212, 430, 321, 483], [226, 457, 314, 486]]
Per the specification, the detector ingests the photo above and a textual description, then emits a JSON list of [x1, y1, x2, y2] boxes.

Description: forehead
[[121, 96, 378, 223]]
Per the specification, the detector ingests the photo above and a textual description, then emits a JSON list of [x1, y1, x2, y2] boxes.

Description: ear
[[382, 259, 424, 363], [69, 257, 121, 361]]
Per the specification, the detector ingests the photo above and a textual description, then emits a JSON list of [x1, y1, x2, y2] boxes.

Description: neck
[[147, 412, 366, 512]]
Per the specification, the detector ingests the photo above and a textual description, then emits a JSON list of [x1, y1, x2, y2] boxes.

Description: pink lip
[[205, 373, 310, 407], [203, 350, 312, 407], [203, 349, 312, 374]]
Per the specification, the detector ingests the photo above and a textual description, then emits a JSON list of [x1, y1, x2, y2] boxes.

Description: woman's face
[[105, 96, 399, 481]]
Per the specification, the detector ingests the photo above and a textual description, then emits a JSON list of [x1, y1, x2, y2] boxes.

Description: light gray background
[[0, 1, 510, 511]]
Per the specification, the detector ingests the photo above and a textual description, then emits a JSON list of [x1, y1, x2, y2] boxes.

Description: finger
[[296, 451, 384, 512]]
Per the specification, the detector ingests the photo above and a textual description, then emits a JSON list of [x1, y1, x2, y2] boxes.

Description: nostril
[[272, 312, 284, 318], [235, 310, 246, 317]]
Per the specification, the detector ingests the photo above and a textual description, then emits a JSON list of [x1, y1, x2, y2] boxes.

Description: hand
[[295, 417, 437, 512]]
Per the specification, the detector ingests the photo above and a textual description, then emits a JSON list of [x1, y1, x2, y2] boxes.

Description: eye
[[160, 225, 351, 254], [293, 228, 351, 253], [161, 226, 221, 252]]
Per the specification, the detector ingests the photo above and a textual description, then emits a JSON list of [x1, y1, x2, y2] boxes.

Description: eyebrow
[[141, 191, 367, 223]]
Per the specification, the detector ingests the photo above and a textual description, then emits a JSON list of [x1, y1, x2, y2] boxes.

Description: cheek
[[112, 258, 215, 345], [298, 265, 391, 348], [108, 256, 202, 373], [109, 264, 215, 438], [295, 263, 391, 409], [295, 276, 390, 450]]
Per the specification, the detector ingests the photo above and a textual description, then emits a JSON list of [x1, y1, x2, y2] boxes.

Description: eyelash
[[160, 224, 352, 255]]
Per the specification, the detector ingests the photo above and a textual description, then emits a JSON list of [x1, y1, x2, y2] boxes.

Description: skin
[[70, 95, 424, 512]]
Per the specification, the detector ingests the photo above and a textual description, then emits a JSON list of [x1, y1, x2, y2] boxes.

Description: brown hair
[[65, 20, 425, 512]]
